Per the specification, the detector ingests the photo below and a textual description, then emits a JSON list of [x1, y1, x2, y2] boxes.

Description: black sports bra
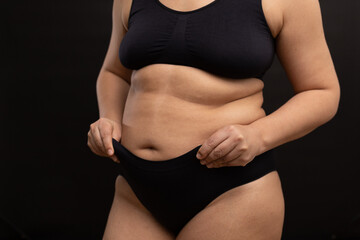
[[119, 0, 276, 79]]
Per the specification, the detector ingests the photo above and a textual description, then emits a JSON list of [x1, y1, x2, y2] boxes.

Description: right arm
[[87, 0, 132, 162]]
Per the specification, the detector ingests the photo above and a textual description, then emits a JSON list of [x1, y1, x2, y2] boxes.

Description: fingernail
[[196, 152, 202, 159], [200, 160, 205, 165], [107, 149, 113, 155], [207, 164, 213, 168]]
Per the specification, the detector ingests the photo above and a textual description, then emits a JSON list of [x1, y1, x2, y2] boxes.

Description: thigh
[[102, 175, 175, 240], [176, 171, 285, 240]]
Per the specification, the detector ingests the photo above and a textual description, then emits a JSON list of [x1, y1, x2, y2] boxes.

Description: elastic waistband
[[112, 138, 202, 171]]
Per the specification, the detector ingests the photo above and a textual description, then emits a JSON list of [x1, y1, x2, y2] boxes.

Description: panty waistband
[[112, 138, 202, 171]]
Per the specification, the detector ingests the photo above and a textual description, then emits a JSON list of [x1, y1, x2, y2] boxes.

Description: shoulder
[[281, 0, 322, 15], [279, 0, 324, 35], [262, 0, 323, 39]]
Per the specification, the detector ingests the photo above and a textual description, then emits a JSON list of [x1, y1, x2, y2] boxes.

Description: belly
[[120, 64, 266, 161]]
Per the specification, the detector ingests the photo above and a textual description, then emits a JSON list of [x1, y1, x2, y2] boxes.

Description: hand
[[196, 124, 263, 168], [87, 117, 122, 163]]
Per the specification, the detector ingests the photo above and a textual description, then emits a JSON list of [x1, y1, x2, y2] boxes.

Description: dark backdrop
[[1, 0, 360, 239]]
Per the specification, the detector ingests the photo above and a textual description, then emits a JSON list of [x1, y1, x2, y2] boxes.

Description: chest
[[119, 0, 276, 79]]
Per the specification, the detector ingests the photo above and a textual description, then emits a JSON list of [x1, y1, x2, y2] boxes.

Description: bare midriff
[[120, 63, 266, 161]]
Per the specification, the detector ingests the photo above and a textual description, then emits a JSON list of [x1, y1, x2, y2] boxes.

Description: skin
[[87, 0, 340, 239]]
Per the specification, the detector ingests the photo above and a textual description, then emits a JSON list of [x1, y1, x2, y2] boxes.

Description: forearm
[[250, 87, 340, 155], [96, 69, 130, 123]]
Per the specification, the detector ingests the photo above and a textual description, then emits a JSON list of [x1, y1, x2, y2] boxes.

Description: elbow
[[324, 81, 341, 123]]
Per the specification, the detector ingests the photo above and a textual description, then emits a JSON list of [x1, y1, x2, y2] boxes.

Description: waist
[[120, 90, 266, 161]]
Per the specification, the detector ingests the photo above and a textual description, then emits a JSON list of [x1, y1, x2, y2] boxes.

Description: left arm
[[197, 0, 340, 168]]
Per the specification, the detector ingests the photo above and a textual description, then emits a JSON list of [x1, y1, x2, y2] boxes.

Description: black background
[[1, 0, 360, 239]]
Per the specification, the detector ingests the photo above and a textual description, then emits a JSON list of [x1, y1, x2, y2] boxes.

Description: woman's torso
[[119, 0, 282, 161]]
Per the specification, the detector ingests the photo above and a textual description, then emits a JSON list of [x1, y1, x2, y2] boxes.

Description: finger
[[200, 137, 237, 165], [196, 127, 230, 160], [87, 133, 104, 156], [110, 155, 120, 163], [99, 123, 114, 156], [224, 152, 254, 167], [206, 143, 246, 168], [93, 126, 107, 155]]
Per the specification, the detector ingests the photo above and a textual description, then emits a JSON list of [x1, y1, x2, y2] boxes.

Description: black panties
[[112, 138, 276, 235]]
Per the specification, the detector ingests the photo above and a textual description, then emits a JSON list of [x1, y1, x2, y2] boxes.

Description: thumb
[[112, 125, 122, 142], [110, 155, 120, 163]]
